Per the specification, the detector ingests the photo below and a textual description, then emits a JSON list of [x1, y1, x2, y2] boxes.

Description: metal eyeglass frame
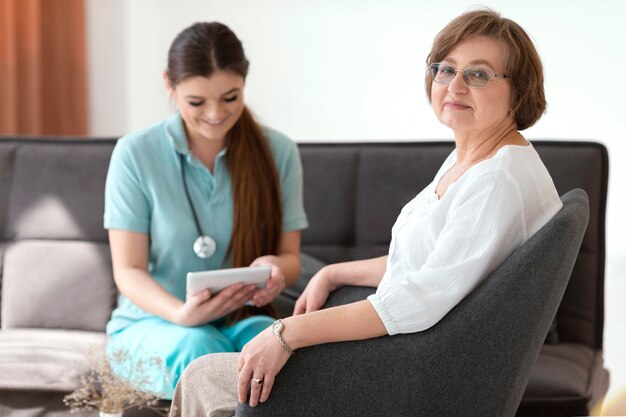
[[428, 62, 508, 88]]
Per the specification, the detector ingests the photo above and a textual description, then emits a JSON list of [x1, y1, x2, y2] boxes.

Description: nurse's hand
[[172, 283, 257, 327], [248, 260, 286, 307]]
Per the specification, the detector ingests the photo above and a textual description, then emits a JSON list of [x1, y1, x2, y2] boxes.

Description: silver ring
[[252, 377, 264, 385]]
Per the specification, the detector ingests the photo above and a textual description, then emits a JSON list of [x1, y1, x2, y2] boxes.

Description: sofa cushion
[[275, 253, 328, 317], [1, 241, 116, 331], [518, 343, 609, 416], [293, 252, 326, 294], [5, 141, 113, 242], [534, 143, 608, 349], [525, 343, 594, 397], [0, 328, 105, 391], [355, 144, 451, 247], [300, 147, 358, 248], [0, 143, 16, 241]]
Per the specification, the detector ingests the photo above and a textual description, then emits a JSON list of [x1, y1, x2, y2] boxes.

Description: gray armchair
[[235, 189, 590, 417]]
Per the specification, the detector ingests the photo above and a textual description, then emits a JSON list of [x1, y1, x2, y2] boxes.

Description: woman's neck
[[185, 127, 225, 172], [435, 123, 526, 200], [453, 121, 525, 167]]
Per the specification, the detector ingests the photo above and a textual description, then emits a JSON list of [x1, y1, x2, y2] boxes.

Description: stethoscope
[[179, 153, 217, 258]]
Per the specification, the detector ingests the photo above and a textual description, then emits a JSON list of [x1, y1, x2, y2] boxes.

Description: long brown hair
[[225, 107, 282, 268], [167, 22, 282, 321]]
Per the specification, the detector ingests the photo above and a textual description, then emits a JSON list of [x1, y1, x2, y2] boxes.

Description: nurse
[[103, 21, 307, 398]]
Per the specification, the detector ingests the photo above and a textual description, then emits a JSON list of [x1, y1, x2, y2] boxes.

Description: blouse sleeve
[[368, 170, 528, 335], [103, 139, 151, 233]]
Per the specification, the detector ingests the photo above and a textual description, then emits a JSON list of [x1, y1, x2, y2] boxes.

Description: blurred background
[[2, 0, 625, 407]]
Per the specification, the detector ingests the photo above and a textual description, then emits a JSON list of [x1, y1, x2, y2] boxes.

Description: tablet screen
[[186, 266, 271, 299]]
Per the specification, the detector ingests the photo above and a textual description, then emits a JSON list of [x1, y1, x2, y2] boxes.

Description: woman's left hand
[[249, 258, 286, 307], [237, 327, 292, 406]]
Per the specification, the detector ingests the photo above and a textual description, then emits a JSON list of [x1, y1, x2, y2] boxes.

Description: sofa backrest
[[298, 142, 608, 350], [0, 138, 117, 332], [0, 138, 607, 350]]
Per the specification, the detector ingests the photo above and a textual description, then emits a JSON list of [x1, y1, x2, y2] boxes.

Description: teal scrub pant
[[107, 315, 274, 399]]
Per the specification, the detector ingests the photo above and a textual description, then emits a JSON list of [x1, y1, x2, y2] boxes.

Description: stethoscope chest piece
[[193, 235, 216, 258]]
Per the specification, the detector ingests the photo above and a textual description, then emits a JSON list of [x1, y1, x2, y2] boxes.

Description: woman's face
[[430, 36, 513, 136], [168, 71, 245, 145]]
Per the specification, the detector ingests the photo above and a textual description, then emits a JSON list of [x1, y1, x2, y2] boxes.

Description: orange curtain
[[0, 0, 87, 135]]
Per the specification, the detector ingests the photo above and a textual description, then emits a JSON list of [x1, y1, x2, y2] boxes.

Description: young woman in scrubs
[[103, 22, 307, 398]]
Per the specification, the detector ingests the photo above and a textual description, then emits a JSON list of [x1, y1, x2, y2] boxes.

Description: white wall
[[87, 0, 626, 406], [85, 0, 126, 138]]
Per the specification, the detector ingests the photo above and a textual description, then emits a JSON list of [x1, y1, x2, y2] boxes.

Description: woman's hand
[[293, 265, 339, 315], [237, 327, 292, 407], [249, 258, 286, 307], [172, 283, 257, 327]]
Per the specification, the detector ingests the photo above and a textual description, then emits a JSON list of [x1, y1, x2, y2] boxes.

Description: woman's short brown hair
[[425, 9, 546, 130]]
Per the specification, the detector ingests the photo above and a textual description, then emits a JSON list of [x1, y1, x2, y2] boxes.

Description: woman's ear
[[163, 71, 174, 97]]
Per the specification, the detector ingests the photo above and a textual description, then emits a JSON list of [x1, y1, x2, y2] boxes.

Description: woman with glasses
[[170, 9, 562, 415]]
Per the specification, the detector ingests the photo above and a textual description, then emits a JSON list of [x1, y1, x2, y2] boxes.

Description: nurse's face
[[168, 70, 245, 145]]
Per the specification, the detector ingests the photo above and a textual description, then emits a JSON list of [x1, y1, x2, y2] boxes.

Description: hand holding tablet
[[186, 266, 271, 300]]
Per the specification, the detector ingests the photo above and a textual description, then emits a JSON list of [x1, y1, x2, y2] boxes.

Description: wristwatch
[[271, 319, 295, 355]]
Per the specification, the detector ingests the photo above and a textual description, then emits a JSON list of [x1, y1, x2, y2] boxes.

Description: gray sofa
[[0, 137, 609, 416]]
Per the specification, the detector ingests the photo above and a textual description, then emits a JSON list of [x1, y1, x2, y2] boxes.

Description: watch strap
[[272, 319, 295, 355]]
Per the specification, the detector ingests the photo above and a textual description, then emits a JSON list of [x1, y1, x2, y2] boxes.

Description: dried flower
[[63, 342, 171, 415]]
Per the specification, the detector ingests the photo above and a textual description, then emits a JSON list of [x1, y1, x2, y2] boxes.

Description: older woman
[[169, 9, 562, 416]]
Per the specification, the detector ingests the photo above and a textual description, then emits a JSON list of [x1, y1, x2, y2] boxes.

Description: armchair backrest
[[236, 189, 590, 417], [416, 188, 590, 416]]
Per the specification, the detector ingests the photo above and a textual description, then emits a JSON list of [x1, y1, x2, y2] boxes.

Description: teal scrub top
[[104, 112, 308, 334]]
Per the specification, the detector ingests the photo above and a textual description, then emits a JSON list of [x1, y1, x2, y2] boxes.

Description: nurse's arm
[[108, 229, 184, 320], [251, 230, 301, 286], [108, 229, 253, 326]]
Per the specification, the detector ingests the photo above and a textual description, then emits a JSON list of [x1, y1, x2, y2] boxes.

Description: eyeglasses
[[428, 61, 508, 88]]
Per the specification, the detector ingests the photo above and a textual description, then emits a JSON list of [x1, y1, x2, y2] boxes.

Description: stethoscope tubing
[[179, 153, 216, 258]]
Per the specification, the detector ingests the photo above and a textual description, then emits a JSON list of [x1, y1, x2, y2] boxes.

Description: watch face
[[272, 320, 283, 334]]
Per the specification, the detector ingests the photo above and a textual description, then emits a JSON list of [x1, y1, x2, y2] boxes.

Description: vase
[[99, 412, 122, 417]]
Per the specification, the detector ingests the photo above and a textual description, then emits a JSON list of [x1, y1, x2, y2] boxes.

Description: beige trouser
[[169, 352, 240, 417]]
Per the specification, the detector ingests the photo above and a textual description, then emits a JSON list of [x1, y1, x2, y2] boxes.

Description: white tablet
[[186, 266, 271, 299]]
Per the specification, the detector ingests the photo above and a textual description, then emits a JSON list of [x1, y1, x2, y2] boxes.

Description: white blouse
[[367, 143, 563, 335]]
